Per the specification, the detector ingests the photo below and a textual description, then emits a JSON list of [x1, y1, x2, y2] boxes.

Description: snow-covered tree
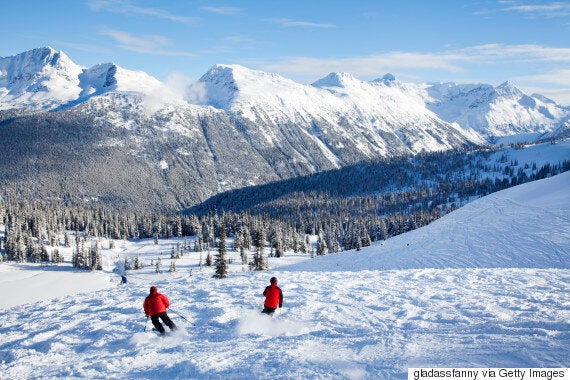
[[213, 224, 228, 278], [250, 229, 268, 271]]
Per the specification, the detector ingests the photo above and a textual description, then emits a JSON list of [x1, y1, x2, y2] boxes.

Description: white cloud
[[249, 43, 570, 106], [515, 69, 570, 86], [515, 69, 570, 105], [141, 72, 204, 113], [460, 44, 570, 62], [263, 18, 336, 28], [200, 6, 242, 15], [101, 29, 195, 57], [88, 0, 199, 24], [253, 44, 570, 79], [502, 1, 570, 18]]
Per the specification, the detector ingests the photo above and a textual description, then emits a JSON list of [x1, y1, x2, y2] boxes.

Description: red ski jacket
[[143, 288, 170, 316], [263, 283, 283, 309]]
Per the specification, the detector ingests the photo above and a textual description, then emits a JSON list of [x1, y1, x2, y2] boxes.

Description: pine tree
[[194, 237, 203, 252], [155, 258, 162, 273], [213, 224, 228, 278], [124, 257, 131, 271], [169, 260, 176, 272], [133, 255, 141, 270], [51, 248, 63, 264], [90, 241, 103, 270], [205, 251, 213, 266], [40, 243, 50, 264], [249, 229, 268, 271], [64, 232, 71, 247], [316, 236, 327, 256]]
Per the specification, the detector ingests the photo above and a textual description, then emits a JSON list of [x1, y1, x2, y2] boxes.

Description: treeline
[[1, 145, 569, 265], [185, 145, 570, 251]]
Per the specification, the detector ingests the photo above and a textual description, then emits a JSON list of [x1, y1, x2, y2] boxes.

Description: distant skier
[[143, 286, 177, 334], [121, 275, 127, 285], [262, 277, 283, 315]]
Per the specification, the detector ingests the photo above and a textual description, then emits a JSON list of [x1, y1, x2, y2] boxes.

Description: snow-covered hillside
[[1, 172, 568, 378], [2, 47, 568, 143], [0, 47, 164, 110], [424, 81, 569, 140]]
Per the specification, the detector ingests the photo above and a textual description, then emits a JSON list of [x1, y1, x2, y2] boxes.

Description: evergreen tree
[[133, 255, 141, 270], [205, 251, 213, 266], [90, 241, 103, 270], [124, 257, 131, 271], [194, 237, 203, 252], [155, 258, 162, 273], [51, 248, 63, 264], [40, 243, 50, 264], [64, 232, 71, 248], [213, 224, 228, 278], [169, 260, 176, 272], [249, 229, 268, 271], [316, 236, 327, 256]]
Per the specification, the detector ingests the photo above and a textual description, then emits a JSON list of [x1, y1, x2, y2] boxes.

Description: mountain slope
[[1, 173, 568, 378], [284, 170, 570, 271], [199, 64, 478, 161], [424, 81, 569, 139], [1, 48, 569, 211], [0, 47, 83, 110]]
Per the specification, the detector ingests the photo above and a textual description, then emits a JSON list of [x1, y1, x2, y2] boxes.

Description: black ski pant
[[262, 306, 276, 315], [151, 312, 176, 333]]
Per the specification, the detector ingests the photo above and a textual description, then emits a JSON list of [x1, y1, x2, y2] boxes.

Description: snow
[[1, 171, 569, 378], [3, 47, 569, 155], [424, 81, 568, 138]]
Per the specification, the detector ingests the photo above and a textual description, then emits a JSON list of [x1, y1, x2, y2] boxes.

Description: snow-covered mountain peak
[[372, 73, 397, 86], [312, 72, 360, 88], [424, 80, 569, 138], [0, 47, 166, 110], [198, 63, 303, 110], [78, 62, 163, 98], [1, 46, 78, 76], [496, 80, 524, 98], [0, 47, 84, 110]]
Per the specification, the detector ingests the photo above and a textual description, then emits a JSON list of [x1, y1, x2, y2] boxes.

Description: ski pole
[[144, 316, 149, 332], [168, 308, 194, 325]]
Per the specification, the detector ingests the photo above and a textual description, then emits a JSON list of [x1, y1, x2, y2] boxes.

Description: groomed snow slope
[[0, 173, 569, 379], [283, 170, 570, 271]]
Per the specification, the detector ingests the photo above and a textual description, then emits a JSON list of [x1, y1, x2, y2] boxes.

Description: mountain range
[[1, 47, 568, 211]]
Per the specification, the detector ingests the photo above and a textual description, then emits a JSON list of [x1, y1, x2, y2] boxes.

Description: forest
[[1, 143, 568, 269]]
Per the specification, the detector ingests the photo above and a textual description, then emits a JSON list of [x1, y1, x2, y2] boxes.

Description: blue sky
[[2, 0, 570, 104]]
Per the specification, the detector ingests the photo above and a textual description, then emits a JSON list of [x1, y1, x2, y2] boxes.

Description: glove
[[146, 314, 150, 318]]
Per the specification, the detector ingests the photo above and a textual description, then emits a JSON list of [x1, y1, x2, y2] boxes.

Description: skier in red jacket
[[262, 277, 283, 315], [143, 286, 177, 334]]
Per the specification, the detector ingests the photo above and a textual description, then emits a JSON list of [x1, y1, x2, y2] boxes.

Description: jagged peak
[[200, 64, 288, 85], [372, 73, 397, 86], [311, 72, 360, 88], [496, 80, 524, 97], [4, 46, 76, 70]]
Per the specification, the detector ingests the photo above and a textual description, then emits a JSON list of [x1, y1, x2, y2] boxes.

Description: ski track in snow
[[1, 172, 569, 379], [0, 269, 568, 379]]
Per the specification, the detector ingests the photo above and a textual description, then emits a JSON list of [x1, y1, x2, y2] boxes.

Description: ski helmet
[[270, 277, 277, 284]]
